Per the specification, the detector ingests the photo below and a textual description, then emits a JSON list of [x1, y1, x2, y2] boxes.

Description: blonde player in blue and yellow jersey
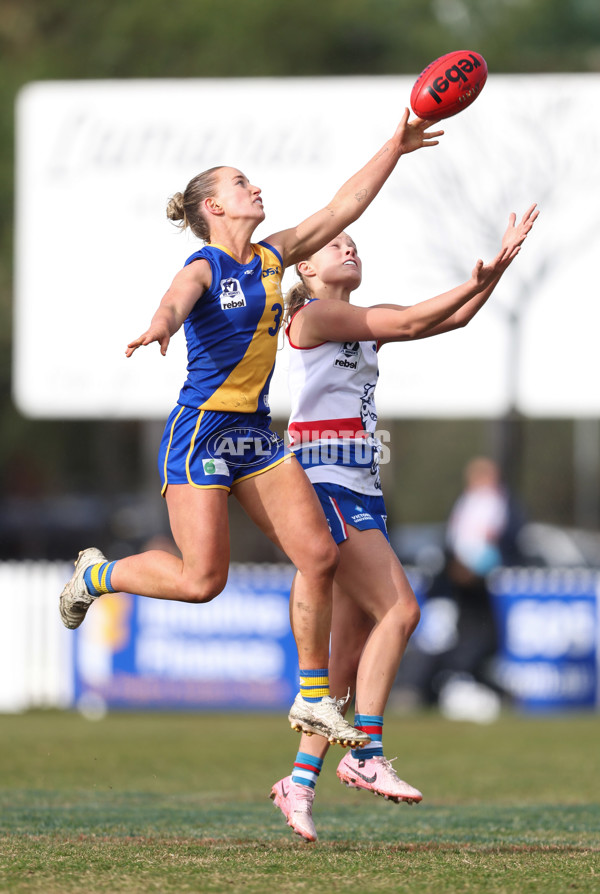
[[59, 109, 443, 746]]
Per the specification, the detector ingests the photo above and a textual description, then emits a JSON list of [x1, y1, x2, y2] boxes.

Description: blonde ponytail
[[284, 268, 313, 324]]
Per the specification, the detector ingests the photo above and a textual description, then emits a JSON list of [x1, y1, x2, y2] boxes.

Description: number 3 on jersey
[[269, 302, 283, 336]]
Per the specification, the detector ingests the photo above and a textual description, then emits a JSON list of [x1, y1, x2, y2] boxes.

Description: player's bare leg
[[112, 485, 231, 601], [235, 457, 336, 665], [59, 486, 231, 628], [234, 458, 368, 748], [333, 527, 420, 713], [332, 528, 423, 802]]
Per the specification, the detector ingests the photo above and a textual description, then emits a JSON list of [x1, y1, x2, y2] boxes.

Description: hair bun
[[166, 192, 185, 222]]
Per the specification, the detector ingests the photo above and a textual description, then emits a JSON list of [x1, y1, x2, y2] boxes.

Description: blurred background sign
[[490, 568, 599, 711], [72, 564, 299, 713], [13, 75, 600, 421], [2, 561, 598, 715]]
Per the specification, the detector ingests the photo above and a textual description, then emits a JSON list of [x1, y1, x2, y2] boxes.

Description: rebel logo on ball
[[410, 50, 488, 120]]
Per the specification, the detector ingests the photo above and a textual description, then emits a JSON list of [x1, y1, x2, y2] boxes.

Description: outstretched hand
[[395, 107, 444, 154], [125, 323, 171, 358], [470, 248, 517, 291], [502, 203, 539, 252], [470, 204, 539, 290]]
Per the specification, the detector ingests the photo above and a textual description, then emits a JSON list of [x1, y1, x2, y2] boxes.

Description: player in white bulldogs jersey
[[272, 211, 538, 841], [287, 331, 382, 495]]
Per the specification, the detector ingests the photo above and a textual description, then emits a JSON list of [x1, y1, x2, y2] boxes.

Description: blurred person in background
[[397, 456, 526, 720], [270, 204, 538, 842], [59, 110, 443, 747], [447, 456, 517, 580]]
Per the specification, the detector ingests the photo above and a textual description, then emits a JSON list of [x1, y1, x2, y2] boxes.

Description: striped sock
[[351, 713, 384, 760], [83, 561, 118, 596], [299, 668, 329, 703], [291, 751, 323, 789]]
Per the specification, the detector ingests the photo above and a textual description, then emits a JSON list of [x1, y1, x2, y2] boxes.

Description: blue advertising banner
[[72, 564, 299, 712], [489, 568, 599, 711]]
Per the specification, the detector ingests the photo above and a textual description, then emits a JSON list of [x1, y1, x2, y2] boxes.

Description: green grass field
[[0, 710, 598, 893]]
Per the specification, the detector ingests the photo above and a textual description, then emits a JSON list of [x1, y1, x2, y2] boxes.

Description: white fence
[[0, 561, 73, 712]]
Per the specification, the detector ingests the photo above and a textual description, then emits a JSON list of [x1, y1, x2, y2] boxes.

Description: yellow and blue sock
[[291, 751, 323, 789], [299, 668, 329, 703], [83, 561, 118, 596], [351, 713, 384, 760]]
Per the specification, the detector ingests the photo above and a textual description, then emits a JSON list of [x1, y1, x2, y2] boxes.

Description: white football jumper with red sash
[[286, 304, 382, 496]]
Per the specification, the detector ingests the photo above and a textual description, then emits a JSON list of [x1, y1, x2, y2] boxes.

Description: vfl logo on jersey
[[333, 341, 361, 370], [219, 278, 247, 310]]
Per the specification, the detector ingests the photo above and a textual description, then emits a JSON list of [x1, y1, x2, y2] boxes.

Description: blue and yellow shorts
[[158, 406, 290, 493], [312, 481, 389, 544]]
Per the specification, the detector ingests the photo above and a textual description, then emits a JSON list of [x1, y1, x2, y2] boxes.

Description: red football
[[410, 50, 488, 120]]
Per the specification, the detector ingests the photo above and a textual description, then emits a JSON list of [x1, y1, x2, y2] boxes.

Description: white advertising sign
[[14, 75, 600, 419]]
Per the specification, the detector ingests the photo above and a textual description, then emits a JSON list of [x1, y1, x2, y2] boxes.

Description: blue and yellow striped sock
[[351, 713, 384, 760], [299, 668, 330, 703], [291, 751, 323, 789], [83, 561, 118, 596]]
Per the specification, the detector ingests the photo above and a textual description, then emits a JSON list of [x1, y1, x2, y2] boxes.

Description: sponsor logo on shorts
[[206, 426, 283, 468], [219, 277, 247, 309], [202, 457, 229, 476]]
